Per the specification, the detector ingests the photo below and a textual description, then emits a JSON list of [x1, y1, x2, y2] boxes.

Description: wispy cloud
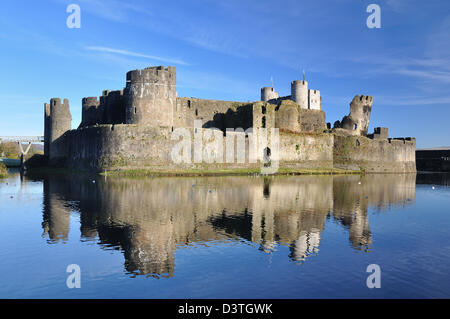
[[84, 46, 190, 66]]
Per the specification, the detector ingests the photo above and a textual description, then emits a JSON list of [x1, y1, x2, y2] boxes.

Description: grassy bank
[[100, 167, 362, 178], [25, 165, 363, 178], [0, 163, 7, 178]]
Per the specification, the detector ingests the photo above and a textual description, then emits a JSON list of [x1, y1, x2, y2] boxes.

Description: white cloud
[[84, 46, 190, 66]]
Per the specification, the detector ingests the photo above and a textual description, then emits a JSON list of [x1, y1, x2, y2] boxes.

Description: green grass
[[100, 167, 362, 178], [25, 164, 363, 179], [0, 163, 7, 178]]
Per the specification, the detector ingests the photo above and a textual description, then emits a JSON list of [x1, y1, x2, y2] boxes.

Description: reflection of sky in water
[[0, 173, 450, 298]]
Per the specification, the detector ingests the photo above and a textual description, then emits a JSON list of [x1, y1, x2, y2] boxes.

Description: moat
[[1, 171, 450, 298]]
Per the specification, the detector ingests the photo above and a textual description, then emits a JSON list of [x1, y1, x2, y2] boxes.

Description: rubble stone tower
[[125, 66, 176, 128], [341, 95, 373, 136]]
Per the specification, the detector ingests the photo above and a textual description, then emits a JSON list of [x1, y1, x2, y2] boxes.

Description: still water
[[0, 171, 450, 298]]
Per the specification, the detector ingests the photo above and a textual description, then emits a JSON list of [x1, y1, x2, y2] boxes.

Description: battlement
[[291, 80, 307, 86], [50, 98, 70, 108], [126, 66, 176, 85], [261, 87, 279, 102], [82, 97, 100, 106], [389, 137, 416, 144], [368, 127, 389, 139], [108, 90, 124, 97], [353, 95, 373, 104]]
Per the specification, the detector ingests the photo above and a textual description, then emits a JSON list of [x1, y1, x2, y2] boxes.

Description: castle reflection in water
[[40, 174, 417, 278]]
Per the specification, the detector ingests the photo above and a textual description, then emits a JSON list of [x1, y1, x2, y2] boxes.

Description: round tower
[[261, 87, 279, 102], [125, 66, 176, 128], [291, 80, 308, 109], [48, 98, 72, 163]]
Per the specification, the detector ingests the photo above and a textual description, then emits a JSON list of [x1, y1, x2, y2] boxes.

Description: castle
[[43, 66, 416, 173]]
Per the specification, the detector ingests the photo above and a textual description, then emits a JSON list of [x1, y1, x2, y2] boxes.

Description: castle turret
[[125, 66, 176, 128], [261, 87, 279, 102], [46, 98, 72, 164], [291, 80, 308, 109]]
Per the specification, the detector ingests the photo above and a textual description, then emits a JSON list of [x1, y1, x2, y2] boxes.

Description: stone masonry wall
[[64, 124, 334, 171], [333, 134, 416, 173], [174, 97, 252, 131]]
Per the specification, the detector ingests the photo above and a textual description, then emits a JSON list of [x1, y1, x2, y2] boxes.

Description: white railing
[[0, 136, 44, 143]]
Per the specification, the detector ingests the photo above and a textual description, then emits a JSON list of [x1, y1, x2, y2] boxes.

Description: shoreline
[[100, 167, 364, 177], [25, 166, 367, 178]]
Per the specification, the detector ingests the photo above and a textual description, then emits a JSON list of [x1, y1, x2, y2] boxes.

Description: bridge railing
[[0, 136, 44, 143]]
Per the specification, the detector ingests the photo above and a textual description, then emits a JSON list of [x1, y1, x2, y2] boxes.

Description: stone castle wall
[[62, 124, 334, 171], [60, 123, 415, 173], [333, 133, 416, 173], [174, 97, 253, 131]]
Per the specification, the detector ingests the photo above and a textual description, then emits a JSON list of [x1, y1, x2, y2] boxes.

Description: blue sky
[[0, 0, 449, 148]]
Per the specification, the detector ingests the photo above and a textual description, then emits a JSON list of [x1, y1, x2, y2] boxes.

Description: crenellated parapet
[[80, 90, 126, 128], [261, 87, 279, 102]]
